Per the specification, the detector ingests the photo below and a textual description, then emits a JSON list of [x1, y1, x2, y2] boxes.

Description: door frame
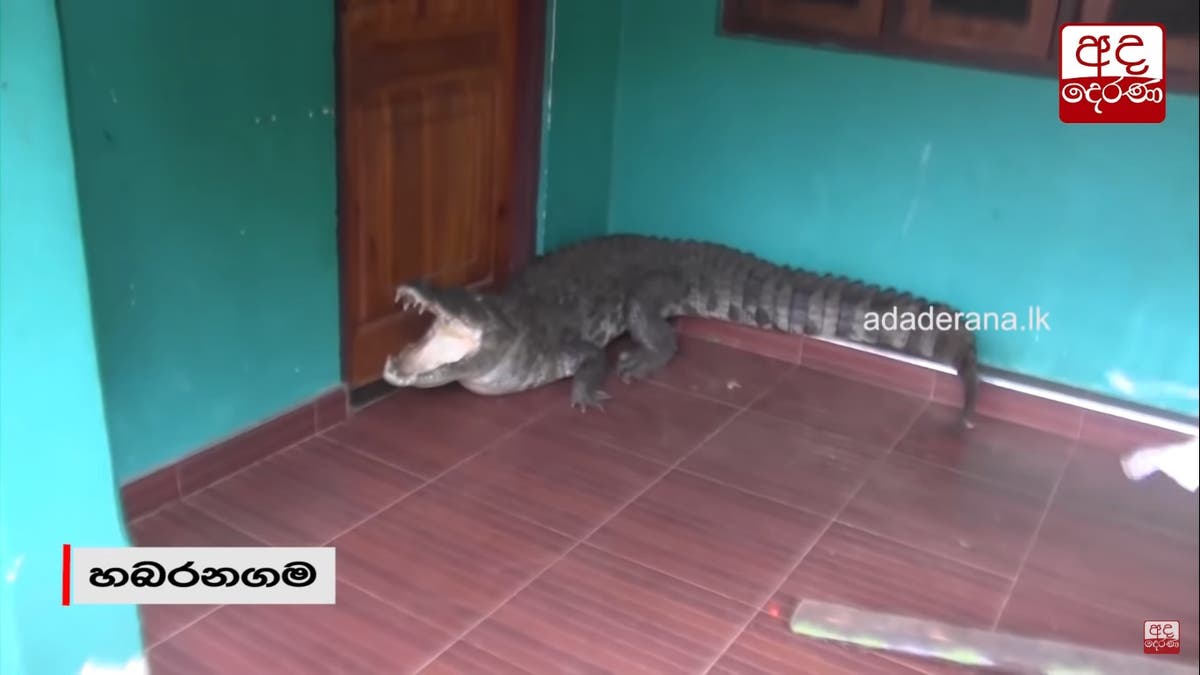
[[332, 0, 548, 388]]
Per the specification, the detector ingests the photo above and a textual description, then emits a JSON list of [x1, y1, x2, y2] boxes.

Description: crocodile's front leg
[[568, 342, 611, 412]]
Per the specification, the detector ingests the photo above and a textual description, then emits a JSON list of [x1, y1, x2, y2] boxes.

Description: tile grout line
[[130, 425, 316, 527], [409, 374, 786, 673], [668, 396, 1065, 514], [827, 519, 1017, 581], [803, 361, 938, 405], [697, 399, 927, 674], [671, 452, 1035, 581], [987, 443, 1074, 631], [568, 539, 763, 610], [509, 364, 797, 474], [335, 576, 470, 651], [129, 393, 353, 523], [145, 407, 556, 654], [854, 402, 1036, 675], [316, 433, 432, 479], [139, 482, 292, 651], [670, 382, 1012, 510], [697, 471, 869, 674], [157, 363, 932, 663], [745, 390, 931, 437], [317, 407, 556, 547], [148, 367, 916, 658], [434, 368, 907, 617], [668, 465, 860, 521], [705, 328, 1200, 438], [878, 441, 1066, 506], [176, 400, 321, 491], [697, 329, 1125, 444], [143, 605, 225, 651]]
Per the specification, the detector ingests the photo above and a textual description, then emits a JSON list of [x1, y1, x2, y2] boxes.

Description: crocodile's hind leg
[[617, 273, 685, 383]]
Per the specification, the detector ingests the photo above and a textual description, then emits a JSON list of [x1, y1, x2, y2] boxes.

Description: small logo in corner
[[1144, 620, 1181, 655], [1059, 23, 1166, 124]]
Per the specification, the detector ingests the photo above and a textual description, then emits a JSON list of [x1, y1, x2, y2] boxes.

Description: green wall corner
[[55, 0, 342, 482], [536, 0, 624, 253], [1, 0, 146, 670]]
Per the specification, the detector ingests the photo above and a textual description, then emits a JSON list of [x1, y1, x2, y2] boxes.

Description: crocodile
[[382, 234, 980, 428]]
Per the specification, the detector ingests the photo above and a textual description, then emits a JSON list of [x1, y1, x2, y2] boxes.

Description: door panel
[[339, 0, 519, 387]]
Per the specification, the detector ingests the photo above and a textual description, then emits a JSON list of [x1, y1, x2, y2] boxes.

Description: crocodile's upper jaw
[[382, 286, 484, 387]]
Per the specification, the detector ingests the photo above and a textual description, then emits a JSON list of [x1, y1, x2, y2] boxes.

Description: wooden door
[[338, 0, 534, 388]]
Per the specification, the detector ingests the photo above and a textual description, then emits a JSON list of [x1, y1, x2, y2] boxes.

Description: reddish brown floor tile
[[463, 544, 752, 675], [185, 436, 423, 546], [769, 523, 1010, 629], [148, 582, 455, 674], [419, 641, 536, 674], [121, 467, 181, 520], [894, 403, 1074, 497], [709, 611, 928, 674], [648, 336, 794, 406], [933, 373, 1083, 439], [800, 338, 937, 400], [134, 340, 1199, 672], [332, 483, 572, 635], [127, 502, 264, 646], [1055, 440, 1198, 542], [587, 470, 829, 605], [539, 379, 740, 465], [437, 417, 664, 538], [752, 368, 927, 449], [1022, 498, 1200, 624], [680, 410, 885, 516], [177, 404, 315, 494], [838, 454, 1047, 577], [999, 572, 1199, 666], [675, 317, 804, 364], [322, 385, 551, 478]]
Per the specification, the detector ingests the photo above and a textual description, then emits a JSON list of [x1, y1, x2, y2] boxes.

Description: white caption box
[[67, 546, 336, 605]]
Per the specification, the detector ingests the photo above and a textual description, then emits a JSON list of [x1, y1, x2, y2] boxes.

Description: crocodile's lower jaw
[[381, 318, 482, 385]]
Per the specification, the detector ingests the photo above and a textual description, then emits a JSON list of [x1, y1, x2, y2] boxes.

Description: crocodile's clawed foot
[[570, 386, 612, 413], [617, 349, 664, 383]]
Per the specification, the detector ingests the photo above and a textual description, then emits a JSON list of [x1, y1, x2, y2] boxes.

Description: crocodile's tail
[[680, 247, 980, 428], [954, 335, 979, 429]]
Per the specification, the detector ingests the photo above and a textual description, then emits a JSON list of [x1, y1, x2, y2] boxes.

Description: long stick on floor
[[788, 599, 1197, 675]]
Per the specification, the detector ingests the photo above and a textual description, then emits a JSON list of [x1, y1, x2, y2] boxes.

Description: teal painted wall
[[537, 0, 623, 253], [542, 0, 1200, 416], [1, 0, 146, 670], [56, 0, 342, 482]]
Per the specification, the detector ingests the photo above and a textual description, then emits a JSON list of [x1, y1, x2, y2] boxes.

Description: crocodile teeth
[[399, 293, 431, 315]]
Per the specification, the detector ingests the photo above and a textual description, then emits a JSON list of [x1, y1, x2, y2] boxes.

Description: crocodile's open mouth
[[382, 286, 483, 384]]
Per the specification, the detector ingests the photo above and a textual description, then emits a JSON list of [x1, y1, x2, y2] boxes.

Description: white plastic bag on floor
[[1120, 436, 1199, 492]]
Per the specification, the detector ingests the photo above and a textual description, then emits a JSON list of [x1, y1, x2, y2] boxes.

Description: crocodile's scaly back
[[508, 234, 979, 423], [384, 234, 979, 428]]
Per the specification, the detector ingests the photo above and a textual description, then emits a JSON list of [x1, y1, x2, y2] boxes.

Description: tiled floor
[[128, 336, 1200, 674]]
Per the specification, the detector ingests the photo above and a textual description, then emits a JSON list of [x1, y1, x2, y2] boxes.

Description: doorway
[[336, 0, 545, 391]]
